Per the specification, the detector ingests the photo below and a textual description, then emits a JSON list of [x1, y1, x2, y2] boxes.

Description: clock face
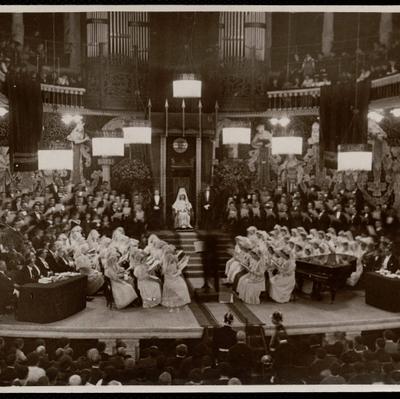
[[173, 138, 189, 154]]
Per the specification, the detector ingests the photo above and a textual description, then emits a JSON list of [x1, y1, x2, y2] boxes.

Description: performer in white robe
[[225, 236, 253, 283], [172, 188, 193, 229], [104, 250, 137, 309], [268, 248, 296, 303], [161, 253, 191, 308], [237, 248, 266, 304]]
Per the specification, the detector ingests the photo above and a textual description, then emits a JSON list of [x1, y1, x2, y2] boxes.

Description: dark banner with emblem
[[7, 72, 43, 172], [319, 80, 370, 169]]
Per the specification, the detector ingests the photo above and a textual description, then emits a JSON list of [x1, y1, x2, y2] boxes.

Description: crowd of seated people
[[220, 179, 398, 240], [0, 178, 191, 315], [219, 178, 399, 305], [268, 32, 400, 91], [0, 32, 83, 95], [224, 222, 398, 305], [1, 311, 400, 386]]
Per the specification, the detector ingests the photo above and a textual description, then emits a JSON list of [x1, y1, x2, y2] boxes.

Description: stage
[[1, 286, 400, 340]]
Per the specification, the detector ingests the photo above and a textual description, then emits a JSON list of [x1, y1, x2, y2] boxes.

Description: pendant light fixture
[[337, 13, 372, 171], [222, 121, 251, 145]]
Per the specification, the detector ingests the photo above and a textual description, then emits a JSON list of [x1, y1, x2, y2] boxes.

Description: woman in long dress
[[225, 236, 253, 284], [104, 249, 138, 309], [133, 251, 162, 308], [172, 188, 193, 229], [161, 253, 191, 308], [74, 243, 105, 296], [237, 248, 266, 304], [268, 248, 296, 303]]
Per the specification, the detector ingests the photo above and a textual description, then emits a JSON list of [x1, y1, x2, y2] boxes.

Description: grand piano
[[296, 254, 357, 303]]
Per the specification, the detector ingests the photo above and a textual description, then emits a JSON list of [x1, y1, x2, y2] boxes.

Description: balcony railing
[[267, 87, 320, 112], [370, 73, 400, 101], [41, 84, 86, 110], [266, 73, 400, 113]]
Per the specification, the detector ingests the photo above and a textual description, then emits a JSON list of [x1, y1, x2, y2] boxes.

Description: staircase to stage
[[150, 230, 232, 278]]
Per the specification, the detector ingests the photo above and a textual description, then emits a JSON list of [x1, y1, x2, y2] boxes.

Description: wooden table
[[16, 275, 87, 323]]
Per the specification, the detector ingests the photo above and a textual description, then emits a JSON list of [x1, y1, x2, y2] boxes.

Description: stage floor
[[1, 285, 400, 340]]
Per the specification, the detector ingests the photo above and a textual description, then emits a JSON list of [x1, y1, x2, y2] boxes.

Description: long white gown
[[268, 258, 296, 303], [134, 264, 162, 308], [161, 256, 191, 308], [104, 254, 138, 309], [172, 188, 193, 229], [237, 258, 266, 305]]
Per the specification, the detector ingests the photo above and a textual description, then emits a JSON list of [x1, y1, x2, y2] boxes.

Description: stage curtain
[[319, 80, 370, 169], [7, 72, 43, 171]]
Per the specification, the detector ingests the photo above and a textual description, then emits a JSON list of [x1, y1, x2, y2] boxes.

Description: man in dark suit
[[213, 312, 237, 363], [201, 185, 215, 230], [316, 205, 331, 231], [0, 353, 17, 385], [16, 252, 42, 285], [201, 232, 220, 293], [330, 204, 348, 232], [378, 240, 399, 273], [148, 189, 163, 230], [263, 203, 277, 232], [0, 260, 17, 315], [36, 249, 52, 277], [228, 331, 254, 382]]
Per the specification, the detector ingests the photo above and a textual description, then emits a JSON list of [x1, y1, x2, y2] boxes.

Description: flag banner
[[319, 80, 370, 169], [7, 73, 43, 171]]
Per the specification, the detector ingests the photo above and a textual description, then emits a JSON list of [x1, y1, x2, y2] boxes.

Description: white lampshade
[[123, 126, 152, 144], [38, 150, 73, 170], [337, 145, 372, 171], [173, 74, 202, 98], [271, 137, 303, 155], [222, 127, 251, 145], [92, 137, 125, 156]]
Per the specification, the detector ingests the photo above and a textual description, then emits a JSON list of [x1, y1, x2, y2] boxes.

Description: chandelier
[[38, 150, 73, 170], [92, 130, 125, 157]]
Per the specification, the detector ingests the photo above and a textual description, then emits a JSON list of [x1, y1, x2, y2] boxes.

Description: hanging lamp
[[222, 121, 251, 145], [337, 13, 372, 171]]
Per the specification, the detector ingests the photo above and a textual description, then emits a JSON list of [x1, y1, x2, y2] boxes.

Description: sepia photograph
[[0, 3, 399, 393]]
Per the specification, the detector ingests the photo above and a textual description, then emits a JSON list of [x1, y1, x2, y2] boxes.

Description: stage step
[[153, 230, 233, 278]]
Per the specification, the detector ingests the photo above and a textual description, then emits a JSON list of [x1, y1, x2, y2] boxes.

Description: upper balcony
[[41, 84, 86, 112], [265, 73, 400, 115]]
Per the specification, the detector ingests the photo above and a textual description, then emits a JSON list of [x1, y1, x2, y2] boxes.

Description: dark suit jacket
[[16, 265, 41, 285], [213, 325, 237, 353], [228, 343, 254, 376], [36, 257, 52, 277], [380, 254, 400, 273], [0, 272, 15, 311], [317, 212, 331, 231]]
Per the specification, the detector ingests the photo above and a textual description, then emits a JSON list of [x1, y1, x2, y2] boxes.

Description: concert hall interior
[[1, 6, 400, 388]]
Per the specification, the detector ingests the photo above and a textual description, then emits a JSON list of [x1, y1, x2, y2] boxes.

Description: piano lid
[[296, 254, 357, 268]]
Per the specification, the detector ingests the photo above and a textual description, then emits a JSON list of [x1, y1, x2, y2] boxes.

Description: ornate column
[[265, 12, 272, 71], [12, 13, 24, 45], [322, 12, 334, 56], [98, 157, 114, 183], [64, 13, 82, 72], [379, 13, 392, 47]]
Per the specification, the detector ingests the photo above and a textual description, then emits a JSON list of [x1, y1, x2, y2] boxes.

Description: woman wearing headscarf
[[161, 253, 191, 309], [225, 236, 252, 284], [87, 229, 101, 252], [237, 247, 266, 304], [172, 188, 193, 229], [133, 250, 162, 308], [268, 247, 296, 303], [74, 242, 105, 296], [104, 249, 138, 309], [346, 237, 368, 287]]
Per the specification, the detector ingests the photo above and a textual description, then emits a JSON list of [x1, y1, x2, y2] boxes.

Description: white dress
[[104, 259, 138, 309], [134, 264, 162, 308], [268, 258, 296, 303], [237, 259, 266, 304], [161, 260, 191, 308]]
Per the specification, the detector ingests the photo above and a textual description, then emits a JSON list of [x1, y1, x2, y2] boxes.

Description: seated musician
[[0, 260, 18, 315], [268, 247, 296, 303], [225, 236, 253, 285]]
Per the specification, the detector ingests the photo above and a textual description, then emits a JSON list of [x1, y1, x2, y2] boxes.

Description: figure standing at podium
[[172, 187, 193, 230]]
